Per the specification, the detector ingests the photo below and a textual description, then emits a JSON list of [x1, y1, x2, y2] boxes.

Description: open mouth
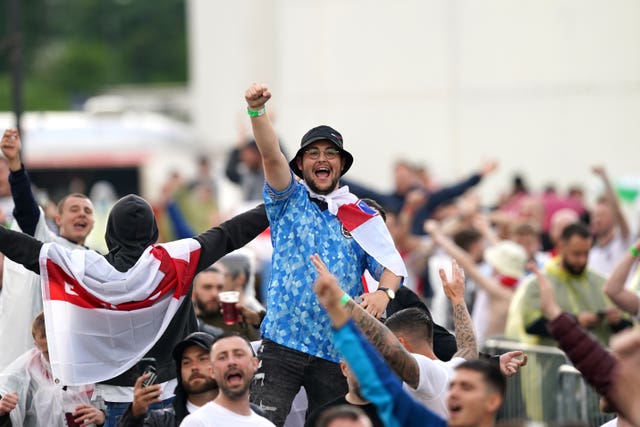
[[73, 221, 88, 230], [314, 166, 330, 179], [225, 371, 244, 385], [448, 404, 462, 414]]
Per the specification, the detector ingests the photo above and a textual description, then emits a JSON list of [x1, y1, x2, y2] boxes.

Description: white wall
[[189, 0, 640, 208]]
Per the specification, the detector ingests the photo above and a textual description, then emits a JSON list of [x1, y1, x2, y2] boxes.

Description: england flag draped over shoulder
[[305, 183, 407, 278], [335, 199, 407, 278], [38, 239, 201, 386]]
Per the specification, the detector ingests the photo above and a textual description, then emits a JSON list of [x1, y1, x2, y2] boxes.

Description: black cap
[[172, 332, 215, 363], [289, 125, 354, 178]]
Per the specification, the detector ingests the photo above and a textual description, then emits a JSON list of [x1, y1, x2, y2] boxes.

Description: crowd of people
[[0, 81, 639, 427]]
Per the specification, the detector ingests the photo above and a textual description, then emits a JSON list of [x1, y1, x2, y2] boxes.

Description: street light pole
[[7, 0, 24, 136]]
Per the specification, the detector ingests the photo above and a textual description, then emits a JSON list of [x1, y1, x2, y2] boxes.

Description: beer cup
[[219, 291, 240, 325]]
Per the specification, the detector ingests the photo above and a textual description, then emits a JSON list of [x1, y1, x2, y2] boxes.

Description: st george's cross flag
[[303, 183, 407, 278], [38, 238, 201, 386]]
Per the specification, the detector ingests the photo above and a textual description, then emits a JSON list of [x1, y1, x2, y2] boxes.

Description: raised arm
[[165, 199, 195, 239], [471, 212, 501, 247], [394, 189, 429, 253], [533, 263, 562, 322], [423, 159, 497, 212], [438, 259, 478, 360], [592, 165, 630, 239], [603, 239, 640, 316], [411, 160, 498, 235], [1, 129, 40, 235], [535, 262, 639, 421], [193, 204, 269, 272], [425, 220, 512, 302], [244, 83, 291, 191], [0, 225, 42, 273], [310, 254, 420, 388], [312, 255, 446, 427]]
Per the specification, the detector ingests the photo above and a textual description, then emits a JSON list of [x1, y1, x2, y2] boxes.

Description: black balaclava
[[104, 194, 159, 272]]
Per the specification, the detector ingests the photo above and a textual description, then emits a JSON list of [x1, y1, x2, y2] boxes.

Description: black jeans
[[250, 339, 348, 427]]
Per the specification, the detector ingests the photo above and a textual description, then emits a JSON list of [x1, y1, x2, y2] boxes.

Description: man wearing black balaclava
[[0, 194, 269, 426]]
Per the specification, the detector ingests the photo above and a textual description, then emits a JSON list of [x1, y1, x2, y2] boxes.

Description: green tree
[[1, 0, 187, 110]]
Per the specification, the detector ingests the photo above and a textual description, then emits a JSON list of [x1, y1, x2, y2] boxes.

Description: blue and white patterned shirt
[[261, 174, 384, 362]]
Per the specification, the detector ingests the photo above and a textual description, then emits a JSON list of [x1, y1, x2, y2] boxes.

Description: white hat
[[484, 241, 528, 279]]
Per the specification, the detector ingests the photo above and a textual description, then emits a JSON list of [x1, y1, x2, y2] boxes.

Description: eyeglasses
[[303, 147, 341, 160]]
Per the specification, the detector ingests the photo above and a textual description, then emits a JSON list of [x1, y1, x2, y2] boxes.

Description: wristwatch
[[377, 287, 396, 300]]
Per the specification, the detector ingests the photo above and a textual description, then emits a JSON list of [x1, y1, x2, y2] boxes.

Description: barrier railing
[[482, 338, 615, 426]]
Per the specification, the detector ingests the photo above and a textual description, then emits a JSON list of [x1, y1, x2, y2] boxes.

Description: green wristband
[[630, 246, 639, 258], [247, 106, 266, 117], [339, 293, 351, 307]]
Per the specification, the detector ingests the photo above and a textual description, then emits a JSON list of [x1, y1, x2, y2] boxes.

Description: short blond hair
[[31, 311, 45, 339], [57, 193, 91, 215]]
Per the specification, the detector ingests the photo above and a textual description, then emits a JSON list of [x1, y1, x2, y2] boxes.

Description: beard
[[195, 298, 220, 317], [219, 379, 251, 401], [562, 257, 586, 276], [183, 374, 217, 395], [302, 172, 339, 195]]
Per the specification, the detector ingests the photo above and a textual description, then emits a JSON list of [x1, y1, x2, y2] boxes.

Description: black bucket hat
[[172, 332, 215, 363], [289, 125, 354, 178]]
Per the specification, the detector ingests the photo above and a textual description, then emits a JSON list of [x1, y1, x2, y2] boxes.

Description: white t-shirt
[[0, 208, 86, 371], [180, 401, 276, 427], [589, 231, 634, 278], [403, 353, 466, 419]]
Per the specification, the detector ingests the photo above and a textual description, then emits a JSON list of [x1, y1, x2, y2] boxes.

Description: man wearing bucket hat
[[244, 83, 406, 426]]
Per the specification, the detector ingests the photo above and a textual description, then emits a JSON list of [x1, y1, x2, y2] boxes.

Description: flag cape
[[304, 183, 407, 278], [38, 238, 201, 386]]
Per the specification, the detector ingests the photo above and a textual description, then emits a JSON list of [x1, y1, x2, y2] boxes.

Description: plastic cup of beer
[[219, 291, 240, 325], [64, 412, 82, 427]]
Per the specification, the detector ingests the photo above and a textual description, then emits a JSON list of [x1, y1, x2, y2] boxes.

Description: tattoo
[[345, 300, 420, 388], [451, 302, 478, 360]]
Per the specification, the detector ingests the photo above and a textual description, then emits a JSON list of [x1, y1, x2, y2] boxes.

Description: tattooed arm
[[311, 254, 420, 389], [344, 298, 420, 388], [438, 260, 478, 360]]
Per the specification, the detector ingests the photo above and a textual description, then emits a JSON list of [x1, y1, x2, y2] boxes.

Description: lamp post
[[6, 0, 24, 136]]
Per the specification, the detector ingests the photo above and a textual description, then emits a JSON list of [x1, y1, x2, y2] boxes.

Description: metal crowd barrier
[[482, 338, 615, 426], [556, 365, 614, 426]]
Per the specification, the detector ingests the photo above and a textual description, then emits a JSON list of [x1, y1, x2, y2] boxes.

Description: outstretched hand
[[499, 351, 528, 377], [311, 254, 343, 310], [439, 259, 466, 303], [1, 129, 22, 170], [480, 159, 499, 176], [245, 83, 272, 110], [311, 254, 349, 328], [130, 373, 162, 417]]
